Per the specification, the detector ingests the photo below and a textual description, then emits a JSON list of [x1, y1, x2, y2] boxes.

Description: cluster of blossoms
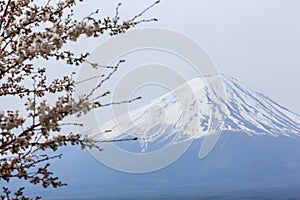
[[0, 0, 159, 199]]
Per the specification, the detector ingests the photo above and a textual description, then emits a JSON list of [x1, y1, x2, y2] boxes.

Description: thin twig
[[92, 96, 142, 107], [86, 59, 125, 99], [95, 137, 138, 143], [130, 0, 160, 22]]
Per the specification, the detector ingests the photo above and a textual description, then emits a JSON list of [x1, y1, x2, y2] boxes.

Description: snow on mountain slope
[[89, 74, 300, 148], [222, 74, 300, 136]]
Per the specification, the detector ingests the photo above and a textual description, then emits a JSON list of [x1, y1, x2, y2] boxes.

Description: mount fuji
[[19, 75, 300, 199], [90, 74, 300, 151]]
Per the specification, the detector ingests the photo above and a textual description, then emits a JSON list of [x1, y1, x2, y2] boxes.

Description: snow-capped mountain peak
[[90, 75, 300, 146]]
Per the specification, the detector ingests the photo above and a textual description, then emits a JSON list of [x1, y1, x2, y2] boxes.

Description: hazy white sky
[[70, 0, 300, 114]]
